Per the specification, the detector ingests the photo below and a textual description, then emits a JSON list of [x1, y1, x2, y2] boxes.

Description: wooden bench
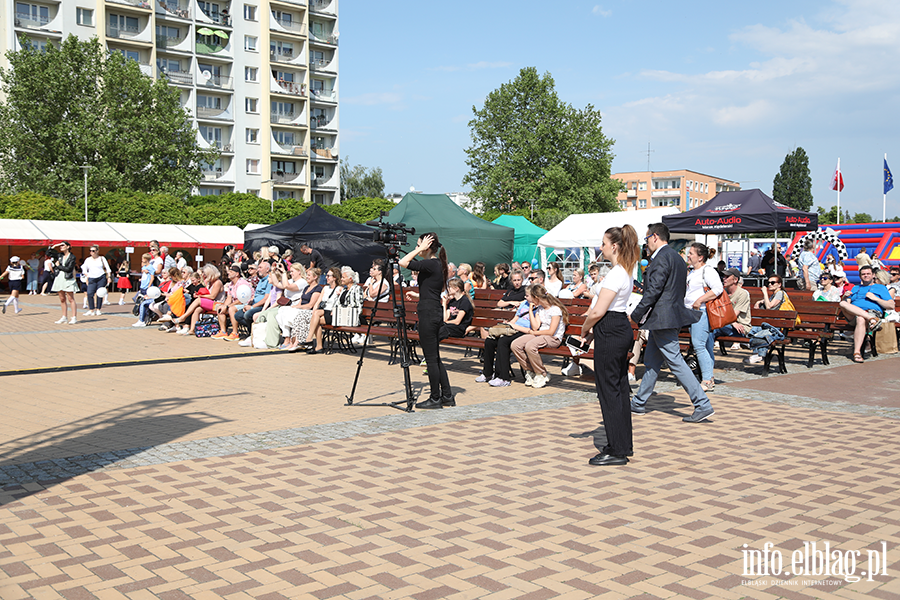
[[714, 309, 797, 374]]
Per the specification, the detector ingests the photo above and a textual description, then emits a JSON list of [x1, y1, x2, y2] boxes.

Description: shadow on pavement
[[0, 395, 238, 504]]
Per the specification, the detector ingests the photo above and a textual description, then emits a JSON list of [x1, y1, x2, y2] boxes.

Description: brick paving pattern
[[1, 295, 899, 599]]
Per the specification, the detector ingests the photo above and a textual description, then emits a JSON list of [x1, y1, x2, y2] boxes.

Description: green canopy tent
[[490, 215, 547, 266], [387, 193, 514, 274]]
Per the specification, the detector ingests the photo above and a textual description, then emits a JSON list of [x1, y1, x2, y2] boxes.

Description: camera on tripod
[[367, 211, 416, 257]]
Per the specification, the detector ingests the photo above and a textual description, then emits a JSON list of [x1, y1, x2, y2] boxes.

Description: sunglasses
[[767, 281, 779, 285], [528, 276, 537, 280]]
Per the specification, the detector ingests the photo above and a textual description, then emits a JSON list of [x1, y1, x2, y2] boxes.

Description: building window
[[245, 97, 258, 112], [245, 128, 258, 143], [76, 7, 93, 26], [638, 181, 647, 191], [246, 159, 259, 174], [245, 66, 257, 82], [639, 199, 647, 208], [247, 188, 260, 196], [276, 190, 295, 200], [244, 35, 257, 51], [313, 194, 325, 205], [243, 4, 256, 20]]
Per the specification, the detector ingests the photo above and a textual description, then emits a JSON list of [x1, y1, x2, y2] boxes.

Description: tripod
[[345, 251, 417, 412]]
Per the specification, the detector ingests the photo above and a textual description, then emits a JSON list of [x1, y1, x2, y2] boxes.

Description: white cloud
[[592, 5, 612, 17]]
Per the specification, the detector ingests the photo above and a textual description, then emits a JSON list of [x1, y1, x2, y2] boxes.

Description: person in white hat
[[0, 256, 26, 314]]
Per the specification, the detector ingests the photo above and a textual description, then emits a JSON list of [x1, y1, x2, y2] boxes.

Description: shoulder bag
[[703, 266, 737, 330]]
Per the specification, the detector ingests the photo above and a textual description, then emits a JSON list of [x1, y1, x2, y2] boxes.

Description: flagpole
[[836, 157, 841, 224], [885, 153, 888, 223]]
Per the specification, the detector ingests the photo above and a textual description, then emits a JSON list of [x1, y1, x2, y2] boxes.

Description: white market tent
[[0, 219, 244, 249], [537, 207, 690, 267]]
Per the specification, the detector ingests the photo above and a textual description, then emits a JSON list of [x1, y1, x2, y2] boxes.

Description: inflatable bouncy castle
[[787, 222, 900, 283]]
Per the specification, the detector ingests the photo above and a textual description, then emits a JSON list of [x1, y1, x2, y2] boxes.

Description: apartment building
[[612, 170, 740, 212], [1, 0, 340, 204]]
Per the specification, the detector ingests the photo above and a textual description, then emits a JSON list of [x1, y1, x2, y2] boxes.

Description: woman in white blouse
[[684, 242, 723, 393], [580, 225, 640, 466]]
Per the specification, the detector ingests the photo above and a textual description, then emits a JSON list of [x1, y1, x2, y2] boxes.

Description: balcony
[[205, 140, 233, 153], [270, 112, 306, 127], [310, 89, 336, 104], [310, 115, 335, 130], [158, 68, 192, 84], [107, 0, 152, 9], [271, 0, 306, 6], [14, 12, 51, 29], [198, 9, 231, 26], [271, 171, 305, 185], [309, 57, 334, 72], [272, 140, 307, 156], [626, 190, 637, 198], [651, 189, 680, 197], [311, 146, 336, 161], [158, 0, 190, 18], [196, 40, 229, 55], [309, 0, 333, 12], [272, 79, 306, 97], [309, 31, 338, 46], [310, 174, 336, 189], [271, 17, 306, 35], [196, 106, 230, 120], [199, 74, 234, 90], [270, 50, 297, 64]]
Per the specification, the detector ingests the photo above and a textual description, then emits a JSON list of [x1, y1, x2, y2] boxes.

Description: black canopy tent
[[662, 189, 818, 235], [243, 204, 386, 277]]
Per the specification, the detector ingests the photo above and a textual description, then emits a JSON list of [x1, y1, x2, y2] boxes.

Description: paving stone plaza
[[1, 296, 898, 599]]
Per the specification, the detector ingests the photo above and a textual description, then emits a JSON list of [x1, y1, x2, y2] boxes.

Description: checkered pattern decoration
[[791, 227, 848, 261]]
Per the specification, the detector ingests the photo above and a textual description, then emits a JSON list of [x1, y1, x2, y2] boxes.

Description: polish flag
[[831, 161, 844, 192]]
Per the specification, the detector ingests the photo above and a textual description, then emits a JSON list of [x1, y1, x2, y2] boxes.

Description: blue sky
[[339, 0, 900, 219]]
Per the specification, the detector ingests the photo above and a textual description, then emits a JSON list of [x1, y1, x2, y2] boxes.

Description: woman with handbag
[[280, 268, 324, 351], [476, 286, 538, 387], [81, 245, 113, 316], [50, 241, 79, 324], [400, 233, 453, 409], [685, 242, 723, 393]]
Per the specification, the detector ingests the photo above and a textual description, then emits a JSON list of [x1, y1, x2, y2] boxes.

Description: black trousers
[[418, 304, 451, 400], [483, 332, 524, 380], [86, 275, 107, 310], [592, 311, 633, 457]]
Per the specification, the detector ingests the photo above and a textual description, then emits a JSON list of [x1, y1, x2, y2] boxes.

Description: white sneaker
[[744, 354, 763, 364], [84, 310, 94, 317], [68, 317, 77, 325], [118, 298, 125, 305], [159, 314, 173, 322], [179, 327, 192, 335], [55, 317, 67, 324], [132, 321, 146, 328], [488, 377, 511, 387], [15, 308, 23, 314], [94, 310, 101, 316], [524, 372, 535, 387], [561, 362, 581, 377], [238, 337, 252, 347], [729, 343, 742, 350], [532, 373, 548, 389], [475, 374, 490, 383]]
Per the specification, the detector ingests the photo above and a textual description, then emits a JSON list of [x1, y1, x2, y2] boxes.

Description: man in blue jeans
[[629, 223, 714, 423], [234, 261, 272, 333]]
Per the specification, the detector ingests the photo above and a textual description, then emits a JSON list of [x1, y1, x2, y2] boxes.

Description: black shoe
[[589, 453, 629, 466], [441, 397, 456, 407], [307, 348, 319, 355], [631, 402, 646, 415], [683, 408, 715, 423], [415, 398, 443, 410]]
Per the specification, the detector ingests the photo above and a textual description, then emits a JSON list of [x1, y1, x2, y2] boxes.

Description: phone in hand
[[562, 334, 591, 352]]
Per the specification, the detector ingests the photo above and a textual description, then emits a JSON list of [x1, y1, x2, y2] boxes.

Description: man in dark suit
[[629, 223, 715, 422]]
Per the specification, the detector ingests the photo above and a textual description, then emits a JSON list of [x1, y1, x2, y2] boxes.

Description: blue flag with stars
[[886, 158, 894, 194]]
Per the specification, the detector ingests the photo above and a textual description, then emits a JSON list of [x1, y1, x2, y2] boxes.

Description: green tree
[[339, 158, 385, 201], [851, 212, 873, 224], [772, 147, 813, 212], [0, 35, 216, 200], [325, 196, 396, 224], [463, 67, 620, 216]]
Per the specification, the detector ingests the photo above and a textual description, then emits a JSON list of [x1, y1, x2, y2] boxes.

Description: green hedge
[[0, 191, 396, 227]]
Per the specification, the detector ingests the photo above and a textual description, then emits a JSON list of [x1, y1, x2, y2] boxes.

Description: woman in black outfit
[[400, 233, 453, 409]]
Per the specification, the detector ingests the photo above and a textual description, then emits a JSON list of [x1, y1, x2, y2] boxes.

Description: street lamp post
[[80, 165, 91, 222]]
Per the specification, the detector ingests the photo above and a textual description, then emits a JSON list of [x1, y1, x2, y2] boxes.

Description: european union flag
[[886, 158, 894, 194]]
